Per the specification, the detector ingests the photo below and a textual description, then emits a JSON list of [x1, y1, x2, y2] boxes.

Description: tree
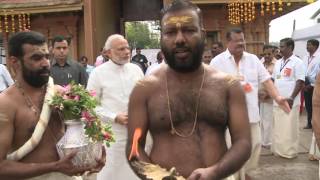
[[125, 21, 160, 49]]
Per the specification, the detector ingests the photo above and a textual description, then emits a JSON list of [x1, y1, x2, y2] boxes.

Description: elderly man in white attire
[[87, 34, 144, 180], [210, 28, 290, 180]]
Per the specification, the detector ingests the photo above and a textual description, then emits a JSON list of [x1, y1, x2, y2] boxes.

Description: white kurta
[[87, 60, 144, 180]]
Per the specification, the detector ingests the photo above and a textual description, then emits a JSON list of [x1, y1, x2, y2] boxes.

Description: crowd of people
[[0, 0, 320, 180]]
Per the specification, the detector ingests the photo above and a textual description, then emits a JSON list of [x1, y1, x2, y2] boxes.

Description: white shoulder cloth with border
[[6, 77, 55, 161]]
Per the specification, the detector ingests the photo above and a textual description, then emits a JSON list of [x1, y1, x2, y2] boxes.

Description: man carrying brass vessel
[[126, 1, 251, 179], [0, 31, 105, 180]]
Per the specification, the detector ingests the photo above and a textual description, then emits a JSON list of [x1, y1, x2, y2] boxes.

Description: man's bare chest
[[13, 110, 63, 150], [147, 87, 229, 132]]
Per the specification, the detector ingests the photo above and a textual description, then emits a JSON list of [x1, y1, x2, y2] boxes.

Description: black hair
[[263, 44, 275, 52], [79, 56, 88, 62], [226, 28, 243, 41], [52, 35, 70, 47], [160, 0, 203, 28], [307, 39, 319, 49], [212, 41, 224, 48], [280, 38, 295, 51], [8, 31, 46, 59]]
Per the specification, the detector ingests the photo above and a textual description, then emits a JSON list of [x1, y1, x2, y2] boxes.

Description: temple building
[[0, 0, 309, 65]]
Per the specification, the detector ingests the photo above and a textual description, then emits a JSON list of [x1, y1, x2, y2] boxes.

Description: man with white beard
[[87, 34, 144, 180]]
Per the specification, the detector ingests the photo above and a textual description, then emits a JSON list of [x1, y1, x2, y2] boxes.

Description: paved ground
[[249, 113, 319, 180]]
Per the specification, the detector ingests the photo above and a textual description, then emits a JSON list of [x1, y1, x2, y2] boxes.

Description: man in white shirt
[[210, 28, 290, 180], [0, 64, 14, 92], [259, 45, 277, 149], [303, 39, 320, 129], [87, 34, 144, 180], [272, 38, 306, 159]]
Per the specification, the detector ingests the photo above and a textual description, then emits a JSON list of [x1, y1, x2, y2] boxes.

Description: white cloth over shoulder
[[87, 60, 144, 180], [210, 49, 270, 123]]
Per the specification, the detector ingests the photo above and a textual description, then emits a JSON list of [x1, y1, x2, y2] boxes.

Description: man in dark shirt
[[50, 35, 88, 86], [131, 47, 148, 73]]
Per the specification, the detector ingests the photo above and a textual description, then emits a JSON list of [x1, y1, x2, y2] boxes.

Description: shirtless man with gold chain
[[0, 31, 105, 180], [126, 1, 251, 179]]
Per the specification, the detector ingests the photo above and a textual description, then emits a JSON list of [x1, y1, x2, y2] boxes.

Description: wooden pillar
[[83, 0, 96, 65], [3, 32, 8, 61]]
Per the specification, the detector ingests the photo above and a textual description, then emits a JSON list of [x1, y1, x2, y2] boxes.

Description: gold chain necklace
[[15, 81, 45, 116], [15, 81, 62, 142], [165, 67, 206, 138]]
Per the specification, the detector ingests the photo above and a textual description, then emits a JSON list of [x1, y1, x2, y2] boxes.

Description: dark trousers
[[304, 87, 314, 127]]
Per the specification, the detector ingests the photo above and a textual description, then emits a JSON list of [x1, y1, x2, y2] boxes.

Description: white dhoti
[[260, 102, 273, 146], [226, 123, 261, 180], [272, 106, 299, 158], [26, 173, 79, 180], [97, 141, 139, 180], [309, 133, 320, 160], [97, 124, 139, 180]]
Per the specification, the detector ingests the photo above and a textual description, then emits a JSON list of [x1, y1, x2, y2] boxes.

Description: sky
[[269, 0, 320, 42]]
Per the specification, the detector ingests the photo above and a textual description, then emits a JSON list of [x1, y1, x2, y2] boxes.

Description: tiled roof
[[0, 0, 82, 9], [0, 0, 83, 14]]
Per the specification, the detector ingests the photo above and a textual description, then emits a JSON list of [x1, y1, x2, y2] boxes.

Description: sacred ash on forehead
[[164, 16, 193, 28]]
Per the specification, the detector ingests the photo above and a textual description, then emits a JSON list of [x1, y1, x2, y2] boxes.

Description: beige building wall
[[83, 0, 120, 65], [94, 0, 121, 59], [78, 14, 85, 63]]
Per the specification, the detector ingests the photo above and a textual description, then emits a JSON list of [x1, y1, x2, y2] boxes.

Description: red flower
[[81, 111, 94, 122], [89, 90, 96, 97], [103, 132, 112, 140]]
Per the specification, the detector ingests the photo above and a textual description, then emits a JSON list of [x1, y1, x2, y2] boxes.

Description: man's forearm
[[263, 79, 280, 100], [0, 160, 57, 179], [126, 144, 152, 179], [208, 139, 251, 179], [290, 80, 304, 99]]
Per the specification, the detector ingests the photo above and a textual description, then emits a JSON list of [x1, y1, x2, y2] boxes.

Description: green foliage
[[51, 82, 98, 120], [125, 21, 160, 49]]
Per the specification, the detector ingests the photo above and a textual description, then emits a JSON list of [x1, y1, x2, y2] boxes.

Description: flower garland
[[50, 82, 114, 147]]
